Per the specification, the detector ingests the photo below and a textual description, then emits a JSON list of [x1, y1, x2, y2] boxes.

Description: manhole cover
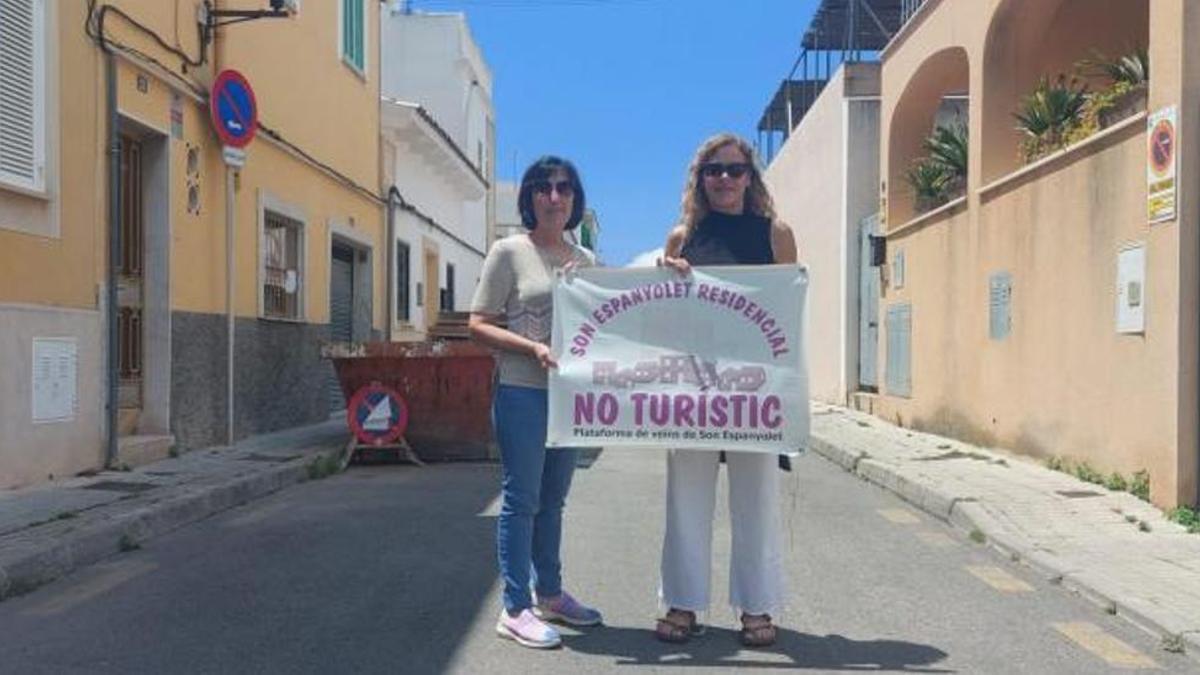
[[1056, 489, 1104, 499], [80, 481, 157, 494], [239, 453, 301, 463]]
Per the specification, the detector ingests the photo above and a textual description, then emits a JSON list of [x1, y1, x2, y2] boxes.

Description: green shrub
[[1129, 470, 1151, 502]]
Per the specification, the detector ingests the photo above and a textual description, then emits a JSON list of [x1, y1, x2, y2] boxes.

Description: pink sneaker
[[534, 591, 603, 626], [496, 608, 562, 649]]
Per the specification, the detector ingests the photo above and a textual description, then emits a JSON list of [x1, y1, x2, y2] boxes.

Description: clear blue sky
[[410, 0, 822, 266]]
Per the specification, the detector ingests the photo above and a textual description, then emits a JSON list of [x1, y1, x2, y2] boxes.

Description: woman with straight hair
[[654, 133, 798, 647], [468, 156, 602, 650]]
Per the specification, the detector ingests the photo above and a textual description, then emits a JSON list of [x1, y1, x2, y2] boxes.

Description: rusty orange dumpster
[[323, 341, 496, 461]]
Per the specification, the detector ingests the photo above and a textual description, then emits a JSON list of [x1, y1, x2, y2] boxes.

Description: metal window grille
[[263, 210, 301, 319]]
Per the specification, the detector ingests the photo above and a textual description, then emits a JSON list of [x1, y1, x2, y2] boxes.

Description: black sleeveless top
[[680, 211, 775, 266], [679, 211, 791, 471]]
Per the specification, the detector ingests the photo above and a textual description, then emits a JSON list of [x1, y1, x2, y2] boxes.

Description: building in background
[[0, 0, 386, 487], [759, 0, 910, 406], [381, 6, 494, 340], [868, 0, 1193, 507]]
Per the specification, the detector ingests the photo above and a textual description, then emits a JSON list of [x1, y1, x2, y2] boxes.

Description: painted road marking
[[877, 508, 921, 524], [24, 560, 158, 616], [915, 530, 957, 548], [965, 565, 1034, 593], [1053, 622, 1159, 669]]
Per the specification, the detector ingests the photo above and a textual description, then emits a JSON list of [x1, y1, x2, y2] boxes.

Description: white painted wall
[[765, 62, 881, 405], [381, 8, 494, 334], [0, 305, 104, 487]]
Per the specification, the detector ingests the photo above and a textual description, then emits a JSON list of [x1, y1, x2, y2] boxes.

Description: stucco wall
[[0, 305, 104, 488], [875, 0, 1195, 506], [765, 63, 880, 405]]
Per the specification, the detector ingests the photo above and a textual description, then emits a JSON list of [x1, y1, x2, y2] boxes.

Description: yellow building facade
[[0, 1, 385, 488]]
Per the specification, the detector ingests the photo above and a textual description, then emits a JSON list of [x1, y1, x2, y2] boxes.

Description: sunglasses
[[700, 162, 752, 179], [531, 179, 575, 197]]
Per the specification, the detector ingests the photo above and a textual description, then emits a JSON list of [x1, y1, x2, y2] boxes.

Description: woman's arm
[[771, 220, 798, 264], [468, 313, 557, 369], [659, 225, 692, 274]]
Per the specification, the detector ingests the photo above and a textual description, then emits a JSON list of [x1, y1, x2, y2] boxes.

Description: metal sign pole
[[226, 162, 235, 446]]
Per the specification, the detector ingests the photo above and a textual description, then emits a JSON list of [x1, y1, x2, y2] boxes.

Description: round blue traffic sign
[[210, 70, 257, 148], [347, 383, 410, 446]]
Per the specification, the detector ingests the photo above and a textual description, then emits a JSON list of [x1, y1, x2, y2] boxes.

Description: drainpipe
[[386, 187, 399, 341], [104, 48, 121, 468]]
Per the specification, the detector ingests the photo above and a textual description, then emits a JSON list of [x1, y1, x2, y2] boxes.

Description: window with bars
[[396, 240, 411, 322], [0, 0, 46, 192], [341, 0, 365, 73], [263, 210, 303, 319]]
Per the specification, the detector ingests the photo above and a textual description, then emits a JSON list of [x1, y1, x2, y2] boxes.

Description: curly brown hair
[[678, 133, 777, 239]]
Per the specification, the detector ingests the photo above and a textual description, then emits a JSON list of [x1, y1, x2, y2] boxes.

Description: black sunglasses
[[531, 179, 575, 197], [700, 162, 751, 179]]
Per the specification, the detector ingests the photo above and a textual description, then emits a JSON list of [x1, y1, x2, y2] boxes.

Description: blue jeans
[[493, 384, 580, 613]]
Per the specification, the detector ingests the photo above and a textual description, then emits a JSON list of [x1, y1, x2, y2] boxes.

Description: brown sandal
[[739, 613, 777, 647], [655, 608, 704, 643]]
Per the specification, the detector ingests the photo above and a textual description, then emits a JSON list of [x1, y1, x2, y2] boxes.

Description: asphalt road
[[1, 448, 1195, 674]]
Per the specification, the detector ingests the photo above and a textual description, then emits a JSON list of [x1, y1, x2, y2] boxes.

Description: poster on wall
[[547, 266, 810, 454], [1147, 105, 1178, 224]]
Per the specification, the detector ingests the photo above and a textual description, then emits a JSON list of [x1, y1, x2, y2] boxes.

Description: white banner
[[548, 265, 809, 453]]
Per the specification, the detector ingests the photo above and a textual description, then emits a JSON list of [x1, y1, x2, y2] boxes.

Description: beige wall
[[875, 0, 1197, 507], [766, 63, 881, 404]]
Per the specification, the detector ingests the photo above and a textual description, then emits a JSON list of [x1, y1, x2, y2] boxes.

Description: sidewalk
[[808, 401, 1200, 657], [0, 419, 349, 601]]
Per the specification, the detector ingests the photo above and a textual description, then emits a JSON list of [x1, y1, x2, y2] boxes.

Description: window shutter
[[0, 0, 45, 192]]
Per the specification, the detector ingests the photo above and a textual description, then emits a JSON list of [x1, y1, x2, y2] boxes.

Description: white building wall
[[0, 305, 104, 487], [381, 7, 494, 336], [765, 62, 881, 405]]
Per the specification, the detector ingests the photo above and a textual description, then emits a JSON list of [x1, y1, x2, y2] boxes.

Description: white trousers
[[659, 449, 785, 616]]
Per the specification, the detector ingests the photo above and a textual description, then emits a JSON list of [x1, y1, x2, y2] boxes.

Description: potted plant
[[906, 157, 951, 213], [923, 122, 968, 198], [1013, 75, 1088, 162], [1077, 47, 1149, 127]]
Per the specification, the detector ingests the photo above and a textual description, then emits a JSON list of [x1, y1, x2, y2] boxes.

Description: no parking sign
[[347, 383, 410, 446], [210, 69, 258, 149]]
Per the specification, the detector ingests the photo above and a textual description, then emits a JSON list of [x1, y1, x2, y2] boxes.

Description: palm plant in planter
[[923, 122, 968, 197], [1014, 75, 1088, 162], [1077, 46, 1149, 128], [906, 158, 952, 213]]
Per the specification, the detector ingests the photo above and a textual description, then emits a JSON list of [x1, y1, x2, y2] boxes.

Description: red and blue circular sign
[[210, 69, 257, 148], [347, 383, 410, 446]]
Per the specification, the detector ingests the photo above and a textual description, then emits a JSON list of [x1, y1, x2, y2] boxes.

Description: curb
[[0, 455, 324, 603], [808, 429, 1198, 662]]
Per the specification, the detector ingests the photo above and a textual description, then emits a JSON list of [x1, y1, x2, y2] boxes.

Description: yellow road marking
[[965, 565, 1034, 593], [1053, 622, 1159, 669], [877, 508, 921, 524], [24, 560, 158, 616], [915, 530, 957, 548]]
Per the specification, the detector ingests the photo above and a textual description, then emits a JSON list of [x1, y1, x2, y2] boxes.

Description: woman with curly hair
[[654, 133, 798, 647]]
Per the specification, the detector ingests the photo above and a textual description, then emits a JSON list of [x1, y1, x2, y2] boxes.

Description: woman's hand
[[532, 342, 558, 370], [657, 255, 692, 276]]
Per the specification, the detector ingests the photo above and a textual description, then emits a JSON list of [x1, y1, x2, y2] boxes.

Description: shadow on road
[[562, 624, 952, 671]]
